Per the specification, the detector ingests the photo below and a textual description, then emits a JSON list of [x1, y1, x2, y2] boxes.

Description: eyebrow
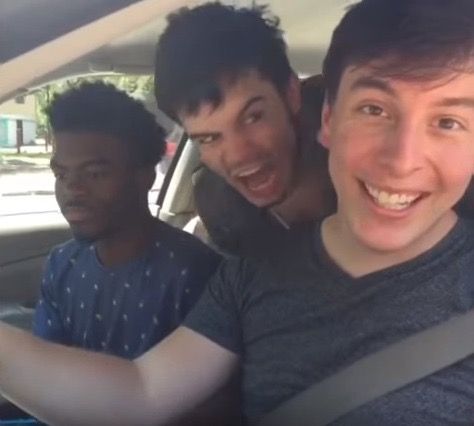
[[349, 76, 474, 110], [349, 76, 396, 96], [433, 97, 474, 109], [188, 95, 265, 140], [50, 158, 110, 169]]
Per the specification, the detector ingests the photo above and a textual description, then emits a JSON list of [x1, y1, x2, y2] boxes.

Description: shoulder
[[459, 217, 474, 236], [155, 220, 215, 253], [453, 218, 474, 260], [207, 255, 264, 298], [42, 240, 91, 293], [46, 238, 89, 267], [407, 218, 474, 285], [153, 220, 221, 267]]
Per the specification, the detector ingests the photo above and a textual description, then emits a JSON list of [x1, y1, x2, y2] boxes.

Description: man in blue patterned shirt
[[32, 82, 221, 358]]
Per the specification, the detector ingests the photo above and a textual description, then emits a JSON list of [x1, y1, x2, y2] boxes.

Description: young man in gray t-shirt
[[0, 1, 473, 425]]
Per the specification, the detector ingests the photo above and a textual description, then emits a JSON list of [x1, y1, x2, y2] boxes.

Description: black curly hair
[[47, 81, 166, 167]]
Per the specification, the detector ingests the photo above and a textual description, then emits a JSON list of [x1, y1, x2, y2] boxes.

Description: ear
[[285, 74, 301, 116], [320, 100, 333, 149]]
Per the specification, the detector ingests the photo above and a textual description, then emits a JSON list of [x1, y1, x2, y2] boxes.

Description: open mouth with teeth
[[233, 163, 279, 200], [363, 182, 424, 211]]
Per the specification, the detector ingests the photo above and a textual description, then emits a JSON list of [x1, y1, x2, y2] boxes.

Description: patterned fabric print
[[33, 220, 221, 358]]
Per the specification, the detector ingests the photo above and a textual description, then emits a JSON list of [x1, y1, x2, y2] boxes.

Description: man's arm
[[0, 324, 238, 426]]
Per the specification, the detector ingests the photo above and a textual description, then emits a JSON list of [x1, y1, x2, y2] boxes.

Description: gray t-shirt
[[184, 218, 474, 425]]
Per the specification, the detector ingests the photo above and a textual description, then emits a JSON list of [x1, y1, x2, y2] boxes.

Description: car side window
[[0, 75, 175, 220]]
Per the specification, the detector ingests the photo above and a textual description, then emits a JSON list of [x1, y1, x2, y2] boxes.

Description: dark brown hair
[[155, 2, 292, 121], [323, 0, 474, 104]]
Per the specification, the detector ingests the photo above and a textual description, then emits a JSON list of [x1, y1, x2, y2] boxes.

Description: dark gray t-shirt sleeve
[[183, 258, 248, 354]]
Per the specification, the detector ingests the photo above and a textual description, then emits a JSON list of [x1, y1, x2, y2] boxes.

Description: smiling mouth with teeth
[[364, 182, 422, 211]]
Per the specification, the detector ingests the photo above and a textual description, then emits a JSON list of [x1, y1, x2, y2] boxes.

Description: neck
[[272, 159, 336, 225], [321, 211, 458, 278], [96, 211, 157, 268]]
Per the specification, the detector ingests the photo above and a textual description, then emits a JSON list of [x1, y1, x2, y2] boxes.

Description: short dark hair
[[47, 81, 166, 167], [154, 2, 292, 121], [323, 0, 474, 104]]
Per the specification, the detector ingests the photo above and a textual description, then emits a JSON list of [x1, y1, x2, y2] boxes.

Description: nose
[[221, 131, 258, 170], [379, 119, 424, 178], [58, 172, 87, 196]]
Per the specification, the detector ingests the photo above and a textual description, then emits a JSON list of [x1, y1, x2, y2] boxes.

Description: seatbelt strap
[[259, 309, 474, 426]]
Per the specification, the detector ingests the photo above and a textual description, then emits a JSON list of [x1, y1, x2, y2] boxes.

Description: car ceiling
[[0, 0, 354, 102], [0, 0, 142, 63]]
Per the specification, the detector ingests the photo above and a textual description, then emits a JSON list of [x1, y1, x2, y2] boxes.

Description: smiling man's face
[[320, 64, 474, 256], [180, 70, 301, 208]]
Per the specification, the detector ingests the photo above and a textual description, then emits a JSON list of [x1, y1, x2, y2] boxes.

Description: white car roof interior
[[0, 0, 352, 102], [0, 0, 201, 102]]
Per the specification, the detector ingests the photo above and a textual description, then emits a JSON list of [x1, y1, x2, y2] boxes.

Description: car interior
[[0, 0, 350, 323], [4, 1, 474, 424], [0, 0, 352, 415]]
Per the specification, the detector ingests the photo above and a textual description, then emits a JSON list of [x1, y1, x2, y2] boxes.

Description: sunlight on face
[[321, 65, 474, 257]]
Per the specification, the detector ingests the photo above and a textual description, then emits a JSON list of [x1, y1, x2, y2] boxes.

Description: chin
[[360, 237, 412, 254], [248, 197, 275, 209], [72, 232, 98, 244], [70, 226, 100, 243], [247, 190, 288, 209]]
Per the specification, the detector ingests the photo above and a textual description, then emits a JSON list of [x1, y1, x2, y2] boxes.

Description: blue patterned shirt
[[33, 220, 221, 358]]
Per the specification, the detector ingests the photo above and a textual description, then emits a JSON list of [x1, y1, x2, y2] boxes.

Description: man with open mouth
[[154, 3, 336, 254]]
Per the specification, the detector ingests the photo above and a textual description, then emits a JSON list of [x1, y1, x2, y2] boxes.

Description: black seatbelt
[[259, 309, 474, 426]]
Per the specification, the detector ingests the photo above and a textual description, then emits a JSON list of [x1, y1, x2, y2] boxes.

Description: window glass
[[0, 75, 177, 219]]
